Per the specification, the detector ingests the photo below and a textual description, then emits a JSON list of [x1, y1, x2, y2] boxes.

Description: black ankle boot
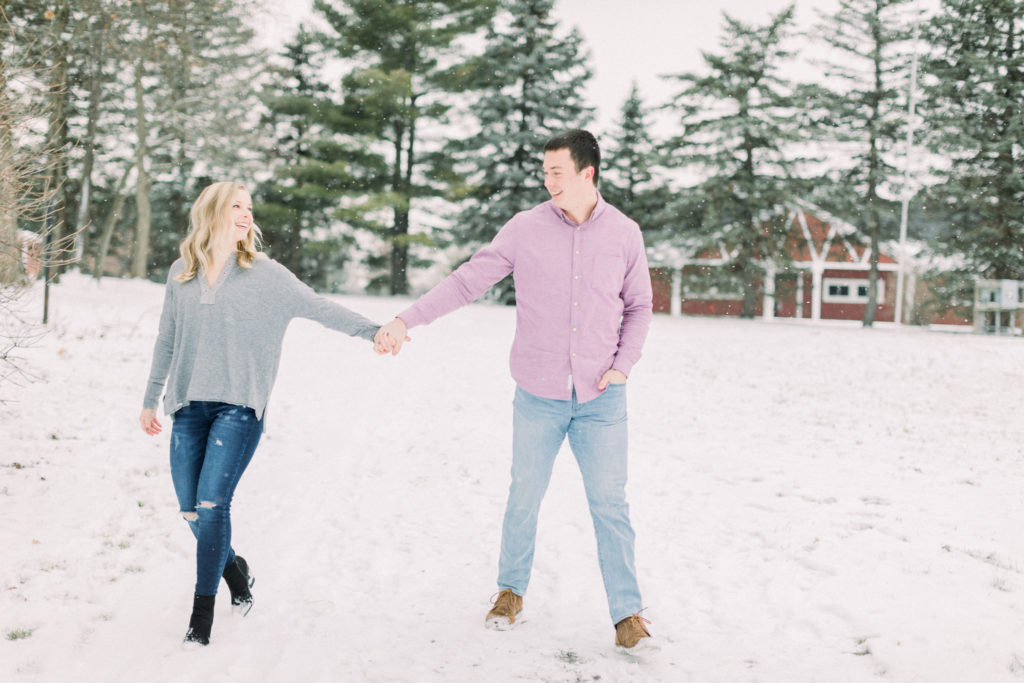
[[184, 593, 215, 646], [222, 555, 254, 615]]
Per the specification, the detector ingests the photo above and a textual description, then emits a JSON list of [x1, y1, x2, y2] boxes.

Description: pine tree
[[444, 0, 592, 301], [809, 0, 920, 326], [923, 0, 1024, 280], [140, 0, 265, 279], [600, 83, 672, 237], [663, 5, 805, 318], [315, 0, 496, 294], [256, 29, 375, 290]]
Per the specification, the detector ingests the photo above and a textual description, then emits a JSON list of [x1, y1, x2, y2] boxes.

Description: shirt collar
[[548, 191, 607, 227]]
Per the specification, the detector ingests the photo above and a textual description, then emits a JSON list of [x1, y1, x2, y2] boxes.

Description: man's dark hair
[[544, 129, 600, 187]]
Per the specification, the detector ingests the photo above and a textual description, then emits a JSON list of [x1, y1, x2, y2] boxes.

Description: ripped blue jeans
[[170, 401, 263, 596]]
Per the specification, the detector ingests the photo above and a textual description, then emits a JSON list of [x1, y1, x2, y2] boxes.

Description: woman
[[139, 181, 390, 646]]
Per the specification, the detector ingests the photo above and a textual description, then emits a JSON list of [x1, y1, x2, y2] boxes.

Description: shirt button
[[574, 275, 579, 280], [573, 302, 579, 307], [575, 250, 580, 254], [572, 352, 576, 358], [572, 327, 577, 332]]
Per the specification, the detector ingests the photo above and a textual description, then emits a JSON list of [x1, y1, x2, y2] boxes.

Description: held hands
[[139, 408, 162, 436], [373, 317, 410, 356], [598, 369, 628, 391]]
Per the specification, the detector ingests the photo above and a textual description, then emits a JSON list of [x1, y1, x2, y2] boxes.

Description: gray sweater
[[143, 256, 380, 419]]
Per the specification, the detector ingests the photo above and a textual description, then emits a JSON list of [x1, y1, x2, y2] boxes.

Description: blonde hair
[[175, 181, 264, 283]]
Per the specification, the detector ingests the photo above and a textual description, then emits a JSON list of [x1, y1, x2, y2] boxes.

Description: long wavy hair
[[175, 181, 264, 283]]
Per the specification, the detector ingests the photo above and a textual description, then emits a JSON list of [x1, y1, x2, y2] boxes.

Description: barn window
[[823, 278, 884, 304]]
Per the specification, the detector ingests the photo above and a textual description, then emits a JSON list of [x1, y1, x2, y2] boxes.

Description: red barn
[[647, 204, 966, 326]]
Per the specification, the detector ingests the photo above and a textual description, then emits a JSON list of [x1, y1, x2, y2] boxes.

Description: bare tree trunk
[[862, 0, 886, 328], [45, 0, 70, 279], [0, 0, 64, 285], [389, 120, 408, 295], [862, 152, 881, 327], [739, 126, 758, 319], [73, 10, 111, 268], [0, 15, 19, 285], [863, 210, 880, 326], [93, 164, 133, 279], [165, 0, 192, 253], [130, 61, 151, 279], [740, 256, 759, 319]]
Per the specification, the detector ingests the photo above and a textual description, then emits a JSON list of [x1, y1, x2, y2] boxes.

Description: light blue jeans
[[498, 384, 642, 625]]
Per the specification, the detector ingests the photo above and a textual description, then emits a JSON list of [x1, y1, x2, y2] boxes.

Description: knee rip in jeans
[[181, 500, 217, 521]]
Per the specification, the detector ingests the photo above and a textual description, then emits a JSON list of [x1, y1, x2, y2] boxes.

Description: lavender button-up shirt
[[398, 194, 653, 404]]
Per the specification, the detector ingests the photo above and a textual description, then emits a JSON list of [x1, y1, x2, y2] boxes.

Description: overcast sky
[[552, 0, 836, 130], [256, 0, 938, 135]]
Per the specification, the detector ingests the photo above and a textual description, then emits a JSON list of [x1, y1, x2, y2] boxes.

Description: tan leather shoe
[[614, 612, 651, 649], [485, 589, 523, 630]]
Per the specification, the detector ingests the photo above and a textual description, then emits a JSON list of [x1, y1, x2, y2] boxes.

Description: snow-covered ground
[[3, 273, 1024, 682]]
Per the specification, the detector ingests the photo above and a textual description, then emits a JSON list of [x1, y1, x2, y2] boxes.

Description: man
[[375, 129, 653, 649]]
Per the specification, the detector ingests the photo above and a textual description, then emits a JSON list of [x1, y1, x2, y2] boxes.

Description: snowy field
[[3, 273, 1024, 683]]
